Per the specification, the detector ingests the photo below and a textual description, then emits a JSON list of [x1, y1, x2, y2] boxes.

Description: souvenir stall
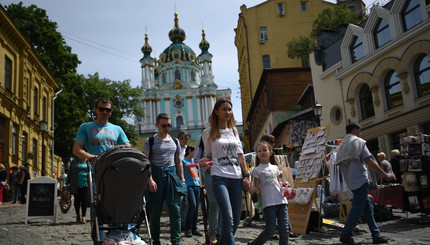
[[398, 134, 430, 214], [287, 125, 330, 234]]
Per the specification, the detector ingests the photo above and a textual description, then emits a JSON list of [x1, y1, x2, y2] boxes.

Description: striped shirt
[[143, 134, 180, 168]]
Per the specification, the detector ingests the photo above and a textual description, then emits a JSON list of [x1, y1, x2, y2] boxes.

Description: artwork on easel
[[408, 196, 420, 211]]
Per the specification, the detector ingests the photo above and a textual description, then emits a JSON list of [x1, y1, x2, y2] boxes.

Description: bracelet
[[181, 179, 186, 183]]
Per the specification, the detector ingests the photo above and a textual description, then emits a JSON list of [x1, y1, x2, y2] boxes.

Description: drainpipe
[[51, 86, 63, 178]]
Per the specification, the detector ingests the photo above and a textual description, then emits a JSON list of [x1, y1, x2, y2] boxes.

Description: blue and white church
[[135, 12, 231, 140]]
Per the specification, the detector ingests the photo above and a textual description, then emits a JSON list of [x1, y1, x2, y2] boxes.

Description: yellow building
[[0, 5, 62, 178], [310, 0, 430, 155], [234, 0, 335, 151]]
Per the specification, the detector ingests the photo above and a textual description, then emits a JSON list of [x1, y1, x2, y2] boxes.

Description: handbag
[[59, 190, 72, 214]]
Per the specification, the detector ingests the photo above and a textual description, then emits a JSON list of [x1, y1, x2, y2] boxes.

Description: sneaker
[[373, 236, 388, 244], [184, 229, 193, 237], [340, 237, 356, 244], [192, 229, 203, 236]]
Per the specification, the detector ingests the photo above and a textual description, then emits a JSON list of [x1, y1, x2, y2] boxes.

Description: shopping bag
[[59, 190, 72, 214]]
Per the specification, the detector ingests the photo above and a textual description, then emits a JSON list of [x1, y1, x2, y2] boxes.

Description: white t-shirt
[[252, 163, 287, 209], [202, 127, 243, 179]]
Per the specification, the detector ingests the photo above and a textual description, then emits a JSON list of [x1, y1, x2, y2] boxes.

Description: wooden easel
[[289, 125, 330, 235]]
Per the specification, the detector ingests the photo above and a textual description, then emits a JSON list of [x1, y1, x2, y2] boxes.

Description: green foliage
[[311, 5, 361, 39], [6, 3, 144, 162], [286, 35, 316, 65]]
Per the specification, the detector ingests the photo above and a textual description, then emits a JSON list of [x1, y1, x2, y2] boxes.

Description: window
[[351, 36, 364, 63], [34, 87, 39, 116], [161, 72, 166, 84], [176, 116, 184, 129], [301, 2, 307, 11], [42, 96, 47, 120], [331, 106, 342, 124], [33, 139, 37, 168], [374, 18, 391, 48], [391, 130, 407, 151], [22, 132, 27, 162], [4, 56, 12, 91], [414, 54, 430, 97], [402, 0, 422, 31], [174, 69, 181, 81], [259, 27, 268, 43], [277, 3, 285, 15], [384, 70, 403, 109], [12, 124, 18, 156], [359, 84, 375, 119], [262, 55, 271, 69], [191, 70, 196, 82]]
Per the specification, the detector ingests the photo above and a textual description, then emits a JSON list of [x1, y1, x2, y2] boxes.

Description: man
[[376, 152, 396, 184], [18, 163, 30, 204], [143, 113, 186, 245], [73, 98, 130, 239], [336, 123, 391, 245], [177, 130, 190, 230], [73, 98, 130, 161]]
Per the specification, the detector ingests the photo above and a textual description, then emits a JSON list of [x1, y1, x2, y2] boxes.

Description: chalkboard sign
[[25, 177, 57, 224]]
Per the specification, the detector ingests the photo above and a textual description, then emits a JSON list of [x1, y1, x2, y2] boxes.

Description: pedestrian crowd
[[0, 97, 398, 245]]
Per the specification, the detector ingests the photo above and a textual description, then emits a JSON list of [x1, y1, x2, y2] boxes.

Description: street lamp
[[39, 120, 48, 176], [313, 103, 322, 126]]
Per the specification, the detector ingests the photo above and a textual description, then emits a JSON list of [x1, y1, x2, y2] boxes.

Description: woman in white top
[[200, 98, 251, 245]]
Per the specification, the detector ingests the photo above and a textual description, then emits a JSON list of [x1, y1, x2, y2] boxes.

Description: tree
[[286, 35, 316, 67], [6, 3, 143, 162], [310, 5, 362, 39]]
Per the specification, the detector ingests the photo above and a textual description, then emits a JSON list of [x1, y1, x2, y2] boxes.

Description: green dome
[[141, 33, 153, 59], [168, 12, 186, 43], [199, 29, 211, 55]]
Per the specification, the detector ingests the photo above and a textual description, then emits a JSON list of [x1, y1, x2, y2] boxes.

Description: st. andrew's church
[[135, 12, 231, 140]]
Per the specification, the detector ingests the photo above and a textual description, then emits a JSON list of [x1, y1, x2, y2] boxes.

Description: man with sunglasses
[[73, 98, 130, 161], [143, 113, 186, 245]]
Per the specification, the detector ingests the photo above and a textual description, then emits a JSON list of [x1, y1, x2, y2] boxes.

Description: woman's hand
[[199, 157, 211, 168], [148, 178, 157, 192], [243, 177, 251, 191]]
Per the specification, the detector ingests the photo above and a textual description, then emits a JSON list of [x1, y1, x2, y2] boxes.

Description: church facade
[[135, 12, 231, 140]]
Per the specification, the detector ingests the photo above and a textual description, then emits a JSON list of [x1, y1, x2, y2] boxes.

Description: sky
[[2, 0, 376, 123]]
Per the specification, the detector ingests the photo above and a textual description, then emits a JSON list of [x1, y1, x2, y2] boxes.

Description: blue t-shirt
[[341, 145, 372, 191], [142, 134, 180, 168], [74, 121, 129, 155], [182, 158, 200, 187]]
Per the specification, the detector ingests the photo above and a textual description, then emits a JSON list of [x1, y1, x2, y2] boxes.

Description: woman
[[67, 157, 89, 224], [200, 98, 251, 245], [0, 163, 7, 205]]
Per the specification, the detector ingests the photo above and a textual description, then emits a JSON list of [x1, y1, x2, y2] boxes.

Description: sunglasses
[[161, 124, 172, 128], [98, 107, 112, 113]]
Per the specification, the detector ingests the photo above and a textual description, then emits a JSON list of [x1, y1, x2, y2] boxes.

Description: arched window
[[384, 70, 403, 109], [402, 0, 422, 31], [176, 116, 184, 129], [175, 69, 181, 81], [191, 70, 196, 82], [414, 54, 430, 97], [351, 36, 364, 63], [359, 84, 375, 119], [161, 72, 166, 84], [374, 18, 390, 48]]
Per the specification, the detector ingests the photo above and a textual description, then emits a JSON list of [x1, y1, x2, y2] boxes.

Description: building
[[135, 12, 232, 140], [234, 0, 337, 152], [310, 0, 430, 156], [0, 5, 62, 177]]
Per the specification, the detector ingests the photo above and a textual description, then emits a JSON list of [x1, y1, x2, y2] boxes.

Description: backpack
[[94, 145, 151, 224]]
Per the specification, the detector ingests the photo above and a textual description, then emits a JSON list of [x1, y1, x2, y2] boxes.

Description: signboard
[[25, 177, 57, 224]]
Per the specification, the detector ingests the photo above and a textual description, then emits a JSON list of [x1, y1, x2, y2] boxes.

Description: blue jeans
[[213, 176, 243, 245], [185, 186, 200, 231], [341, 182, 381, 239], [180, 195, 188, 227], [204, 170, 221, 237], [250, 204, 289, 245]]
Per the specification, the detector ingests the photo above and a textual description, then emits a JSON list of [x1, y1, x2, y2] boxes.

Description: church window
[[176, 116, 184, 129], [162, 72, 167, 84], [384, 70, 403, 109], [350, 35, 364, 63], [374, 18, 390, 48], [402, 0, 422, 31], [175, 69, 181, 81], [359, 84, 375, 120], [414, 53, 430, 97], [191, 70, 196, 82]]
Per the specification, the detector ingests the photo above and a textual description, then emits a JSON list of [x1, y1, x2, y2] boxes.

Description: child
[[248, 142, 289, 245]]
